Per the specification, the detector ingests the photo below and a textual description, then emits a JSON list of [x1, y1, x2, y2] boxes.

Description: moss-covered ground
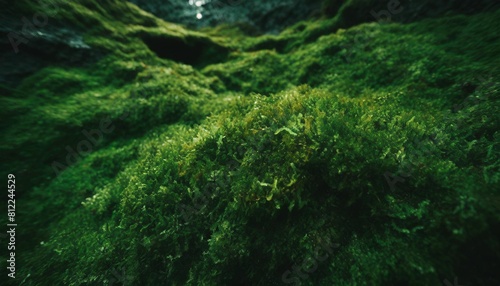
[[1, 0, 499, 285]]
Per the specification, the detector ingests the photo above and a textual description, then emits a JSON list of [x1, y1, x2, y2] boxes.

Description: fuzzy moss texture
[[1, 0, 499, 285]]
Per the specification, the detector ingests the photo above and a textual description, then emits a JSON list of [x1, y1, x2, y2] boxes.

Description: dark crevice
[[141, 34, 231, 68]]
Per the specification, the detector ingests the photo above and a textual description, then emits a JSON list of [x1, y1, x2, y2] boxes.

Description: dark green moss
[[1, 1, 499, 285]]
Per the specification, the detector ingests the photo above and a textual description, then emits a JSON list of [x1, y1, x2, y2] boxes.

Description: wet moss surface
[[0, 0, 499, 285]]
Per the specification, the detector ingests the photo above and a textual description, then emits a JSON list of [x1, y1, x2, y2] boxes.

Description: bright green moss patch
[[1, 2, 499, 286]]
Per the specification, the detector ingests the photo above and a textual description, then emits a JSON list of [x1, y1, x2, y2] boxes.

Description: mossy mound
[[1, 0, 499, 285]]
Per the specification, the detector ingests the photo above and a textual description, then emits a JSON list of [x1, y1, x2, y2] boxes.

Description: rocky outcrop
[[0, 12, 100, 90]]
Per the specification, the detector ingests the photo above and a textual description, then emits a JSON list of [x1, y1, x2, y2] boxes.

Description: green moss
[[2, 1, 499, 285], [202, 50, 295, 95]]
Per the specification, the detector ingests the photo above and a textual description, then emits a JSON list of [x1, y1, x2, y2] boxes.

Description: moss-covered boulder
[[0, 0, 498, 285]]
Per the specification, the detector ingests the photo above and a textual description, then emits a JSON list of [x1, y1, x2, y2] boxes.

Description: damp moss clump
[[1, 0, 499, 285]]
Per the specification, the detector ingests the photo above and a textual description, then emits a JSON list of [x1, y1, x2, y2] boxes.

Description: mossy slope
[[0, 1, 499, 285]]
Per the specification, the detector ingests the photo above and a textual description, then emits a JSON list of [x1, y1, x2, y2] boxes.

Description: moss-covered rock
[[0, 1, 499, 285]]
